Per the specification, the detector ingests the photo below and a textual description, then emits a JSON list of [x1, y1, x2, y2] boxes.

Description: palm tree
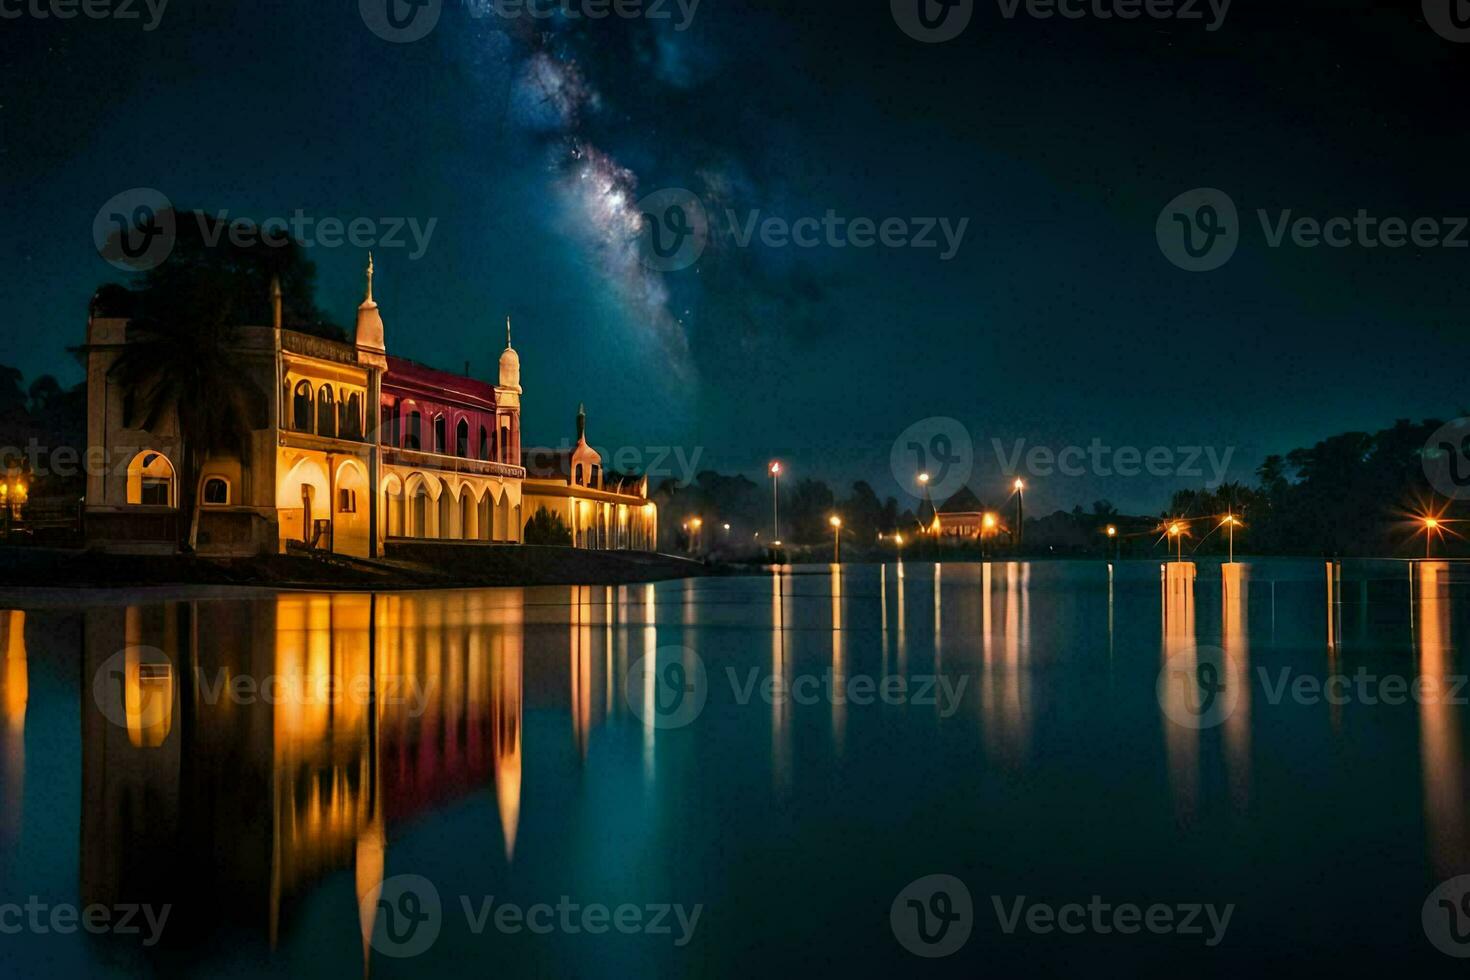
[[107, 267, 266, 550]]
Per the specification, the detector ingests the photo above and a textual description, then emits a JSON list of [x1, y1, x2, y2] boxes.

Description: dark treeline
[[656, 417, 1469, 561]]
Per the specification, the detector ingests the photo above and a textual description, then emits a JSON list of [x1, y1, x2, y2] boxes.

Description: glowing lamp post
[[1106, 524, 1118, 561], [917, 472, 932, 535], [768, 461, 782, 544], [691, 517, 703, 554], [1168, 521, 1184, 563], [829, 515, 843, 563], [982, 511, 997, 559], [1424, 516, 1440, 559], [1221, 514, 1240, 563], [1012, 477, 1024, 550]]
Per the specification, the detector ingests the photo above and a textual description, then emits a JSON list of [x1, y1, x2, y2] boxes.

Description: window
[[433, 415, 446, 454], [591, 465, 600, 488], [500, 421, 511, 460], [479, 426, 489, 461], [342, 392, 362, 440], [456, 418, 470, 457], [575, 463, 584, 486], [292, 381, 313, 432], [141, 479, 170, 506], [407, 411, 422, 451], [202, 477, 229, 505], [317, 384, 336, 437], [338, 488, 357, 513]]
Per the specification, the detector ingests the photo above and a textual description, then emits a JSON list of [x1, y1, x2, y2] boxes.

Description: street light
[[1012, 477, 1024, 551], [918, 472, 931, 535], [768, 461, 782, 543], [1168, 521, 1185, 563], [1106, 523, 1118, 561], [1221, 513, 1241, 563], [982, 511, 997, 559], [690, 517, 703, 554], [1424, 516, 1441, 559], [829, 514, 843, 562]]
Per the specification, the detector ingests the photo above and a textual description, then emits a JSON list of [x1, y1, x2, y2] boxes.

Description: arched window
[[574, 463, 584, 486], [407, 412, 422, 451], [479, 426, 489, 461], [433, 415, 447, 454], [591, 465, 600, 489], [292, 381, 313, 432], [202, 477, 229, 505], [127, 450, 176, 507], [410, 485, 429, 536], [342, 392, 362, 440], [338, 488, 356, 513], [317, 384, 336, 438], [456, 418, 470, 457]]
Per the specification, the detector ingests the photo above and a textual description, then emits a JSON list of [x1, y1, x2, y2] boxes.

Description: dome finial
[[506, 314, 512, 350], [364, 252, 375, 304]]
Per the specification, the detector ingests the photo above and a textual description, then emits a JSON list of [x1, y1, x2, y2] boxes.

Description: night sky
[[2, 0, 1467, 514]]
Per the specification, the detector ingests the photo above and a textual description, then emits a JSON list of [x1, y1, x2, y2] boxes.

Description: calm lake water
[[2, 558, 1469, 975]]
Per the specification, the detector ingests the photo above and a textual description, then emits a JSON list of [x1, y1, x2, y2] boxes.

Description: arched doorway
[[126, 450, 177, 507]]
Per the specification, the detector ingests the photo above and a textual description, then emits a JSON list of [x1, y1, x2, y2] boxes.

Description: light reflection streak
[[1417, 562, 1466, 878], [1161, 562, 1198, 821]]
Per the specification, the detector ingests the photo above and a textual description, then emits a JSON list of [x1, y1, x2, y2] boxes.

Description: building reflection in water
[[1160, 562, 1198, 821], [1221, 564, 1250, 810], [1325, 562, 1343, 732], [1, 610, 26, 849], [1416, 562, 1467, 878], [980, 562, 1030, 767], [80, 590, 530, 969]]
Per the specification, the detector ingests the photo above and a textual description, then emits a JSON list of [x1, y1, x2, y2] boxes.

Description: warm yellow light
[[1014, 478, 1024, 492], [722, 523, 730, 531], [829, 515, 842, 528], [768, 461, 781, 476], [982, 513, 997, 530], [1426, 517, 1441, 530], [773, 539, 782, 547], [894, 534, 904, 546], [918, 472, 930, 486], [1107, 525, 1117, 537], [691, 518, 703, 530], [1169, 522, 1182, 536]]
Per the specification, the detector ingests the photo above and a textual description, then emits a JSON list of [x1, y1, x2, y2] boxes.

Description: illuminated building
[[82, 258, 655, 556]]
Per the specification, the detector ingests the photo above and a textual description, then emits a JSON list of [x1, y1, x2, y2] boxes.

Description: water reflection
[[1417, 562, 1467, 878], [1160, 562, 1198, 820], [1221, 564, 1250, 809], [980, 562, 1030, 767], [1, 610, 25, 848]]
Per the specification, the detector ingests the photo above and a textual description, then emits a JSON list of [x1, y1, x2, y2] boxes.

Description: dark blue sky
[[2, 0, 1466, 513]]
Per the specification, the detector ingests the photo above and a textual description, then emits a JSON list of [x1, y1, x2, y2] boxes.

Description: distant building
[[82, 258, 656, 556], [522, 404, 658, 550], [925, 486, 999, 540]]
